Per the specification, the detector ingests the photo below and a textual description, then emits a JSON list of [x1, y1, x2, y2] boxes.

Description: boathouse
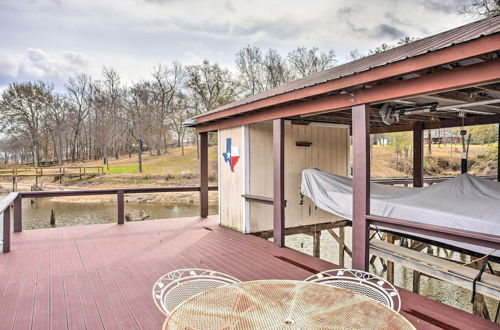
[[188, 14, 500, 321]]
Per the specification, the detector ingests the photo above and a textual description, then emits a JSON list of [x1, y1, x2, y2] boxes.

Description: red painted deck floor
[[0, 216, 495, 329]]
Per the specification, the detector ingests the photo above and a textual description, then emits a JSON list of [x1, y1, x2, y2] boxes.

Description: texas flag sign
[[222, 138, 239, 172]]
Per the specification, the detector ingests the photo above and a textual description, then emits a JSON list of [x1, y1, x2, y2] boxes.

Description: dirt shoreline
[[0, 177, 218, 204]]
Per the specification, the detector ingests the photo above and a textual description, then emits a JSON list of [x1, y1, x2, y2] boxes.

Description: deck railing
[[0, 192, 19, 253], [1, 186, 217, 253]]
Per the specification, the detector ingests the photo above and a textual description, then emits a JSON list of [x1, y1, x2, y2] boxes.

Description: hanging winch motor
[[379, 102, 438, 125]]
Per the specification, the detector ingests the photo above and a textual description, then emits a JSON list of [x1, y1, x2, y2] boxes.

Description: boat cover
[[300, 168, 500, 256]]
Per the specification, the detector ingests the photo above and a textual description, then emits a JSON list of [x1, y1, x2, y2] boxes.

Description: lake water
[[0, 195, 496, 318]]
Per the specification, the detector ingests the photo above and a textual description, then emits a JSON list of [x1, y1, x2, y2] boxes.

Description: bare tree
[[185, 60, 239, 113], [263, 49, 292, 89], [45, 94, 69, 165], [459, 0, 500, 17], [0, 82, 53, 166], [168, 91, 194, 155], [150, 63, 183, 155], [236, 45, 266, 95], [100, 67, 123, 167], [288, 46, 337, 78], [126, 82, 153, 172], [346, 49, 364, 61], [369, 37, 419, 55], [65, 74, 93, 162]]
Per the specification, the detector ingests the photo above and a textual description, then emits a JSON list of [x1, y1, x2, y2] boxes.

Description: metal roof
[[195, 15, 500, 121]]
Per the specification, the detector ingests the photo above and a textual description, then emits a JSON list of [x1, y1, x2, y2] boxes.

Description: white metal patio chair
[[152, 268, 240, 315], [304, 268, 401, 312]]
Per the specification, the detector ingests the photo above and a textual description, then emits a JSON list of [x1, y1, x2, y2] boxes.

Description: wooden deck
[[0, 216, 496, 329]]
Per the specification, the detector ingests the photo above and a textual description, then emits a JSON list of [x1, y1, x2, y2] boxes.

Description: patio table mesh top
[[163, 280, 415, 330]]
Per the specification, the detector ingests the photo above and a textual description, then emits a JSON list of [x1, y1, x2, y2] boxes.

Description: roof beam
[[195, 34, 500, 125], [197, 58, 500, 132], [370, 114, 500, 134]]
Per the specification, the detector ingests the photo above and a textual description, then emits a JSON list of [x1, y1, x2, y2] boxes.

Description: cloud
[[0, 0, 476, 86], [418, 0, 468, 13], [372, 24, 406, 39], [0, 49, 91, 89]]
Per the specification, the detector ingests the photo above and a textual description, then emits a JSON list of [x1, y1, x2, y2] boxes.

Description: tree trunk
[[427, 130, 432, 155], [181, 131, 185, 156], [33, 142, 39, 167], [138, 139, 143, 173], [156, 124, 162, 156], [163, 132, 168, 153], [196, 134, 200, 160]]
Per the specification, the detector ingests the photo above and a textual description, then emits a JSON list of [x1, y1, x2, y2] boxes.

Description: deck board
[[11, 229, 45, 330], [67, 226, 105, 329], [58, 225, 86, 329], [0, 216, 498, 330]]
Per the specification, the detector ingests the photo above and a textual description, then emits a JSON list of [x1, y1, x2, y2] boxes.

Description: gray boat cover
[[300, 168, 500, 256]]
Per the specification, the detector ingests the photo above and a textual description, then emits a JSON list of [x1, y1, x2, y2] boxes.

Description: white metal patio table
[[162, 280, 415, 329]]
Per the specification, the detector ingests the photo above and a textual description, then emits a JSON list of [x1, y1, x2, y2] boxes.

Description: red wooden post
[[13, 194, 22, 233], [199, 132, 209, 218], [413, 122, 424, 187], [352, 104, 370, 271], [117, 190, 124, 224], [273, 118, 285, 247], [3, 206, 10, 253]]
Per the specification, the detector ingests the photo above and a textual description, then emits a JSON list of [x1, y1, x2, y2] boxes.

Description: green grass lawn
[[87, 145, 218, 177]]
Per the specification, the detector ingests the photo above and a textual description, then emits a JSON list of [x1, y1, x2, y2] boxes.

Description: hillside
[[371, 143, 498, 178], [1, 143, 497, 194]]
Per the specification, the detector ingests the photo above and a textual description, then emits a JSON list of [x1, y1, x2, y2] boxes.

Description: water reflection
[[9, 197, 217, 230]]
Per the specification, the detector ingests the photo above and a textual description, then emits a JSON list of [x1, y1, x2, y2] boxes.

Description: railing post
[[13, 194, 22, 232], [352, 104, 370, 271], [199, 132, 209, 218], [413, 122, 424, 187], [117, 190, 124, 224], [273, 118, 285, 247], [3, 206, 11, 253]]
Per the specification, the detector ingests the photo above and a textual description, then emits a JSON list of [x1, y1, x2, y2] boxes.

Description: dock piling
[[50, 209, 56, 226], [117, 190, 125, 224]]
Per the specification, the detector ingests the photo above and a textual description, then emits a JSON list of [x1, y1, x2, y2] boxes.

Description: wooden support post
[[313, 231, 321, 257], [199, 132, 209, 218], [387, 234, 395, 284], [413, 122, 424, 187], [339, 227, 345, 267], [473, 294, 490, 320], [352, 104, 370, 271], [2, 206, 10, 253], [273, 118, 285, 247], [498, 123, 500, 182], [13, 195, 22, 233], [412, 270, 421, 293], [117, 190, 124, 224]]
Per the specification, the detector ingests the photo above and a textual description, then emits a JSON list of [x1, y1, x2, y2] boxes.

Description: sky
[[0, 0, 476, 91]]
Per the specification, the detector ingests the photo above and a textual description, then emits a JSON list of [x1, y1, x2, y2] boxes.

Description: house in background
[[424, 128, 461, 144]]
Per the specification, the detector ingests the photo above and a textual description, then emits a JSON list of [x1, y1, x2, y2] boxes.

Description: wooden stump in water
[[50, 209, 56, 226]]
